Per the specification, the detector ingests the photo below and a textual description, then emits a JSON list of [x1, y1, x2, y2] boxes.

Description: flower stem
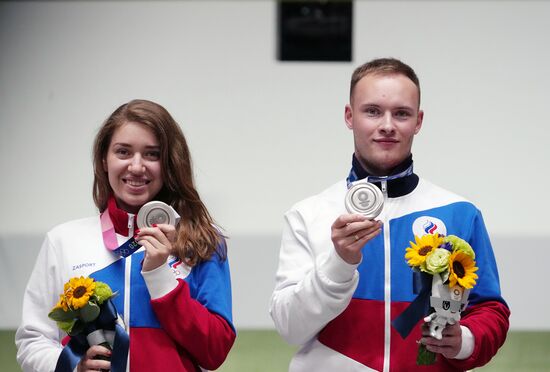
[[417, 343, 437, 365]]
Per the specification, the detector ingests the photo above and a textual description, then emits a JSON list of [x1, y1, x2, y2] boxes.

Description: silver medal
[[345, 180, 384, 219], [136, 201, 181, 228]]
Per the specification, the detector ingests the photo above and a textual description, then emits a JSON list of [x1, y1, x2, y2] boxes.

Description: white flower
[[424, 248, 451, 275]]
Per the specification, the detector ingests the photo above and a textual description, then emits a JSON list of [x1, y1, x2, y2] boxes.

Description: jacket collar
[[106, 196, 137, 236], [348, 154, 419, 198]]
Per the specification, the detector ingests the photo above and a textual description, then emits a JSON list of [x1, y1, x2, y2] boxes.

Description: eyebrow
[[394, 106, 415, 111], [359, 103, 380, 109], [359, 103, 414, 111], [112, 142, 160, 148]]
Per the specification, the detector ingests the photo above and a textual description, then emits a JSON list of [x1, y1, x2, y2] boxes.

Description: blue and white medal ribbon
[[346, 163, 414, 187]]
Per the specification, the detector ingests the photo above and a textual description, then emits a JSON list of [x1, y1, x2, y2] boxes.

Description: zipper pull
[[381, 180, 388, 197], [128, 214, 134, 234]]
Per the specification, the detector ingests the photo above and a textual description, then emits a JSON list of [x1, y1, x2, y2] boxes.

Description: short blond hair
[[350, 58, 421, 105]]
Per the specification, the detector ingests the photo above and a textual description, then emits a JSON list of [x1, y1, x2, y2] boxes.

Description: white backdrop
[[1, 1, 549, 330]]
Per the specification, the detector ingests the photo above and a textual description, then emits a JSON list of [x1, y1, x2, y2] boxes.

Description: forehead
[[352, 73, 419, 108], [110, 121, 159, 144]]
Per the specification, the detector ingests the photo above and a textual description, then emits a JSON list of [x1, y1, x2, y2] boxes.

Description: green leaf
[[48, 307, 77, 322], [441, 269, 450, 284], [56, 319, 76, 334], [417, 343, 437, 365], [80, 301, 100, 323]]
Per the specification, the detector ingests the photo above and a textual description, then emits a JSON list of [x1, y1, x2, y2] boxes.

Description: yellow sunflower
[[448, 251, 478, 289], [54, 294, 69, 312], [64, 276, 96, 309], [405, 234, 445, 269]]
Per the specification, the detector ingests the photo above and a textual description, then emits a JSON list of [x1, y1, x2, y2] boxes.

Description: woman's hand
[[77, 345, 111, 371], [135, 223, 177, 272], [331, 214, 382, 264]]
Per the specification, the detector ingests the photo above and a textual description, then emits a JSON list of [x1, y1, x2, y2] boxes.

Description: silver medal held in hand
[[137, 201, 181, 228], [345, 180, 384, 219]]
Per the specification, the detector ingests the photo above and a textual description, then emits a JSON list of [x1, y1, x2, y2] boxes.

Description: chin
[[122, 197, 150, 213]]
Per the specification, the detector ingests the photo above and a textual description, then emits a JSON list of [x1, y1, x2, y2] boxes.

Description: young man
[[270, 58, 509, 371]]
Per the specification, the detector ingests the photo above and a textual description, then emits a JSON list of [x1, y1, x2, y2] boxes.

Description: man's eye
[[395, 110, 411, 119], [365, 108, 380, 116]]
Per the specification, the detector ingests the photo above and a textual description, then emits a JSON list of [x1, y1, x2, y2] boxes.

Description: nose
[[379, 111, 395, 134], [128, 153, 145, 174]]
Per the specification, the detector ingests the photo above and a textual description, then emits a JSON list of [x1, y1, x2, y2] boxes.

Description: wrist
[[142, 262, 178, 299], [454, 325, 475, 360], [335, 247, 362, 265], [321, 248, 360, 283]]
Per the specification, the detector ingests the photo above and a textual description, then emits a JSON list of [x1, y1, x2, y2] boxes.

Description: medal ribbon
[[346, 163, 414, 188], [100, 210, 142, 258]]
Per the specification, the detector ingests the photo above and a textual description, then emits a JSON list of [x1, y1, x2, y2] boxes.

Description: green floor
[[2, 330, 549, 371]]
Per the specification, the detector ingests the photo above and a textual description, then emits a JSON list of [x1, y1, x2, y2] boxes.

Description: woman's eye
[[115, 148, 130, 157], [145, 151, 160, 160]]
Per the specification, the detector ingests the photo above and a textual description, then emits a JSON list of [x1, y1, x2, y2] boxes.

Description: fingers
[[420, 322, 462, 358], [78, 345, 111, 371], [135, 224, 176, 272], [331, 214, 383, 264], [134, 224, 175, 255], [441, 323, 461, 337], [154, 223, 177, 243], [352, 225, 382, 246], [135, 224, 176, 246], [421, 340, 460, 359], [332, 214, 368, 229], [332, 214, 382, 236]]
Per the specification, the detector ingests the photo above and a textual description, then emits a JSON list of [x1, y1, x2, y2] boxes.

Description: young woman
[[16, 100, 235, 371]]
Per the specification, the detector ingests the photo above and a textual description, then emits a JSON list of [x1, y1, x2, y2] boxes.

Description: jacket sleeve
[[447, 301, 510, 370], [447, 210, 510, 369], [269, 208, 360, 345], [15, 234, 64, 372], [143, 249, 235, 370]]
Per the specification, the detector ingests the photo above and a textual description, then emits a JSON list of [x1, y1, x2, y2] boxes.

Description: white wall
[[1, 1, 549, 330]]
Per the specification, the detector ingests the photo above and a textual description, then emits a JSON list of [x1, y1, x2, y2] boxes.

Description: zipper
[[123, 214, 133, 342], [381, 180, 391, 372]]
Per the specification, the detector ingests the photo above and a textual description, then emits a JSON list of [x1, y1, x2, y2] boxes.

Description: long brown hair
[[92, 99, 224, 266]]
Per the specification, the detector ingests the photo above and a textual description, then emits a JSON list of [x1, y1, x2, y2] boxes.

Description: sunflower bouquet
[[404, 233, 478, 365], [48, 277, 117, 363]]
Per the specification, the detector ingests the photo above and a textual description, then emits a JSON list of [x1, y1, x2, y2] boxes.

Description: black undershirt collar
[[350, 154, 419, 198]]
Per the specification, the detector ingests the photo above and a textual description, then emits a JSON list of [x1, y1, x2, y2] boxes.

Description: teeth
[[126, 180, 147, 186]]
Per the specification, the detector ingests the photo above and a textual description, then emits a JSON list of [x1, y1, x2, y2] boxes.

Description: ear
[[344, 104, 353, 130], [414, 110, 424, 134], [102, 158, 108, 172]]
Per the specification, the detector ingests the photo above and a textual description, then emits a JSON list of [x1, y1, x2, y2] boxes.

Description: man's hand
[[331, 214, 382, 264], [421, 321, 462, 359]]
